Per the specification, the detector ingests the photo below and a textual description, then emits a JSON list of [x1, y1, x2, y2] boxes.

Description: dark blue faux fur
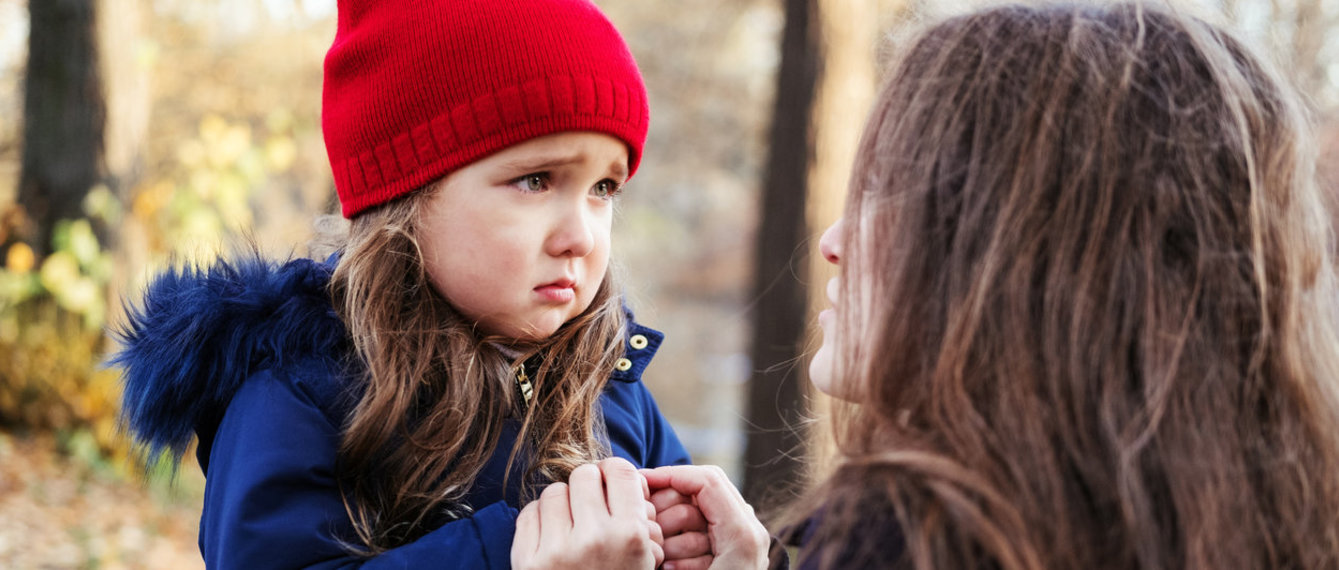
[[110, 255, 348, 463]]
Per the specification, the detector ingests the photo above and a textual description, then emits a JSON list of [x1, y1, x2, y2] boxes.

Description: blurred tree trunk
[[18, 0, 105, 258], [742, 0, 820, 505], [99, 0, 149, 202], [97, 0, 150, 324], [742, 0, 901, 504]]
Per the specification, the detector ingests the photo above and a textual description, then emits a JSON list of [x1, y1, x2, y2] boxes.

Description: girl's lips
[[534, 282, 576, 303]]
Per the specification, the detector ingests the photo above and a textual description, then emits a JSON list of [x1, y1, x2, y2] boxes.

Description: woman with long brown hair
[[112, 1, 712, 568], [647, 2, 1339, 568]]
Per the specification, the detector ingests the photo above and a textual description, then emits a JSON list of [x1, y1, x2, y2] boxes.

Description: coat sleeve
[[200, 367, 517, 570]]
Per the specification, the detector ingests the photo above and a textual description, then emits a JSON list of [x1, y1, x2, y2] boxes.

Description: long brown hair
[[328, 184, 626, 553], [790, 3, 1339, 568]]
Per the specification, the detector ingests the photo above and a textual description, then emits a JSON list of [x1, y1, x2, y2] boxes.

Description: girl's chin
[[478, 321, 559, 343]]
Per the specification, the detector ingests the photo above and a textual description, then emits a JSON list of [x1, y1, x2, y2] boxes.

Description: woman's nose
[[819, 217, 844, 265]]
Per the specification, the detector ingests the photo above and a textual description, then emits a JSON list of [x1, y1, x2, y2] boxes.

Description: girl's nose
[[547, 202, 597, 258], [819, 217, 844, 265]]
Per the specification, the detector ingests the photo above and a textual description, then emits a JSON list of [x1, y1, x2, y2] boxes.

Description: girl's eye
[[513, 173, 549, 193], [592, 179, 623, 199]]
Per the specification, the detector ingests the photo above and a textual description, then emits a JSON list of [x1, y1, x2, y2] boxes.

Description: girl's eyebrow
[[499, 153, 629, 180], [607, 161, 629, 181]]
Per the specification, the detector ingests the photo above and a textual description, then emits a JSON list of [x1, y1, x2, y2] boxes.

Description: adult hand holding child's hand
[[511, 458, 664, 570], [650, 484, 713, 569], [643, 466, 770, 570]]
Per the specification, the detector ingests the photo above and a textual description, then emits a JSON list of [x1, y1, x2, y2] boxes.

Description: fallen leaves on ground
[[0, 430, 204, 569]]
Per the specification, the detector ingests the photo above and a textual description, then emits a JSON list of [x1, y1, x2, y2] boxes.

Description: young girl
[[113, 1, 704, 567], [647, 2, 1339, 569]]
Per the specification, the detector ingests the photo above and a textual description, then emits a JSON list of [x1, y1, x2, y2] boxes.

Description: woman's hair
[[327, 184, 627, 553], [789, 2, 1339, 569]]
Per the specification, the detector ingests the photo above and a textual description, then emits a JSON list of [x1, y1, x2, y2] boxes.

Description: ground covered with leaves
[[0, 431, 204, 569]]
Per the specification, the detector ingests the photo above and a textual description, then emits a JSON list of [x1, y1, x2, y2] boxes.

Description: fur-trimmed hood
[[110, 255, 348, 463]]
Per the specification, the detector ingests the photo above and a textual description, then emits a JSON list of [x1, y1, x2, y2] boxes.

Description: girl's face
[[811, 217, 847, 398], [418, 131, 627, 341]]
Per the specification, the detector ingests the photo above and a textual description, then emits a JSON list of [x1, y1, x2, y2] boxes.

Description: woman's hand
[[651, 486, 713, 570], [642, 465, 770, 570], [511, 458, 664, 570]]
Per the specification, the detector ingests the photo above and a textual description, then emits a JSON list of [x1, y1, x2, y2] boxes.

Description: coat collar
[[611, 318, 663, 383]]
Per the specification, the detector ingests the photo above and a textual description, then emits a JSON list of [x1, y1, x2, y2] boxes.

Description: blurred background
[[1, 0, 1337, 567]]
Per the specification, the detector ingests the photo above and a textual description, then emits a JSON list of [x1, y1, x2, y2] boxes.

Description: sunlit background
[[1, 0, 1336, 567]]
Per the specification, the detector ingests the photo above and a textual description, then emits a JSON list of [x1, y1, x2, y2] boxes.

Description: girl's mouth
[[534, 280, 576, 303]]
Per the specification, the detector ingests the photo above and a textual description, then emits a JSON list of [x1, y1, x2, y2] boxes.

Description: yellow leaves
[[197, 114, 228, 146], [72, 370, 122, 447], [82, 185, 123, 226], [265, 136, 297, 172], [264, 109, 299, 172], [5, 242, 33, 274], [198, 113, 253, 169], [177, 208, 224, 248], [9, 220, 114, 327], [209, 171, 254, 229], [0, 300, 108, 433], [38, 252, 80, 294], [0, 315, 16, 343], [65, 219, 101, 267], [265, 108, 294, 133], [132, 180, 173, 220], [132, 112, 305, 255], [1, 108, 307, 477], [38, 252, 104, 327]]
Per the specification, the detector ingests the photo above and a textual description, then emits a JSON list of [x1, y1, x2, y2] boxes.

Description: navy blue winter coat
[[112, 255, 691, 569]]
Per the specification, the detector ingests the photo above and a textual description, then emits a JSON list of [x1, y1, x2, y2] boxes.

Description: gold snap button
[[629, 334, 649, 350], [615, 358, 633, 371]]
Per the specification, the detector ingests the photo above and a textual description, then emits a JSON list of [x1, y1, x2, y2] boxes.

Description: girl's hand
[[651, 486, 713, 570], [642, 466, 770, 570], [511, 458, 663, 570]]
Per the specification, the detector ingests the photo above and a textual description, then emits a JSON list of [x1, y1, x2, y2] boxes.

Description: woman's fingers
[[662, 554, 715, 570], [639, 465, 653, 500], [650, 487, 692, 514], [655, 493, 710, 566], [642, 465, 747, 522], [642, 465, 770, 569], [658, 502, 709, 536], [663, 530, 712, 560]]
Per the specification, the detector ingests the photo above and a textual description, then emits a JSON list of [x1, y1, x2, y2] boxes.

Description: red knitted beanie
[[322, 0, 649, 218]]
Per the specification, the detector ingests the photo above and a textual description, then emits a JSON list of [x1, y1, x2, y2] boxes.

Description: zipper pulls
[[515, 366, 534, 408]]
